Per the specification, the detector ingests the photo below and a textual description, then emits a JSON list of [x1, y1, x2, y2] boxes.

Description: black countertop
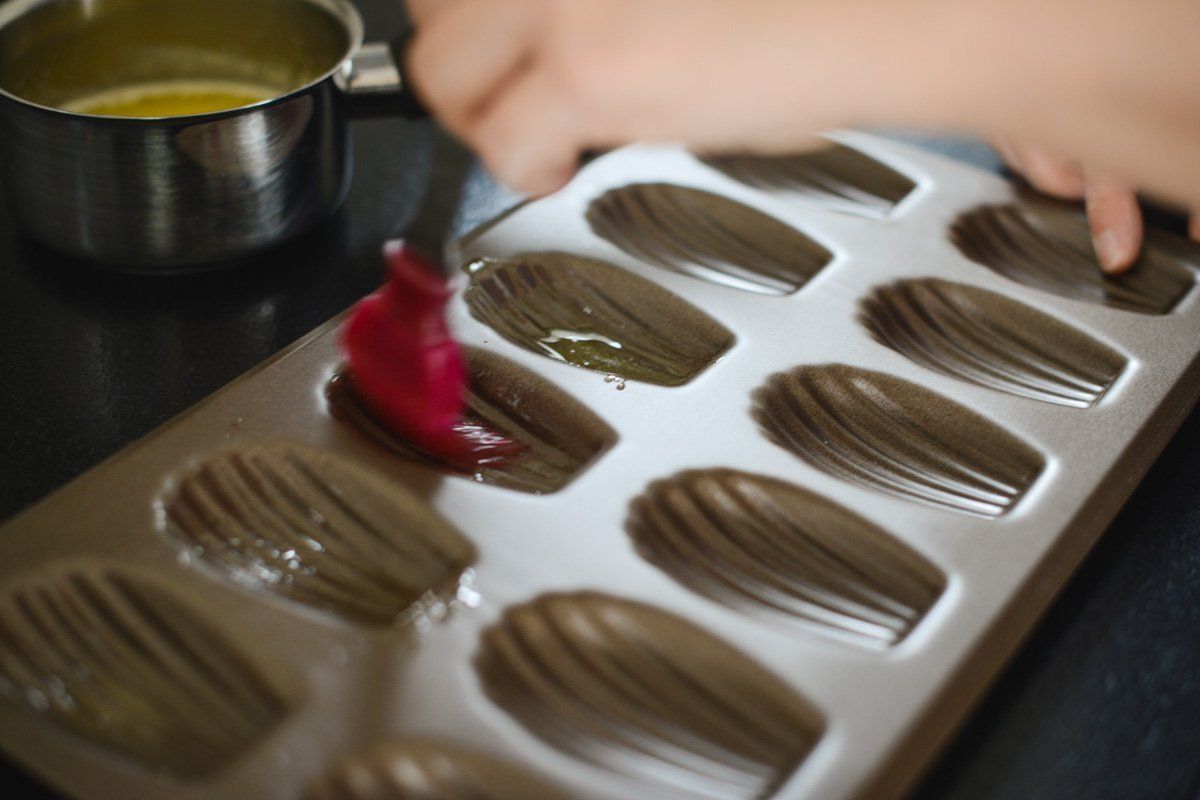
[[2, 2, 1199, 798]]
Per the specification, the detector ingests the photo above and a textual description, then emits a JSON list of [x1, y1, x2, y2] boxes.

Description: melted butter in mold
[[753, 364, 1044, 519], [951, 203, 1196, 314], [627, 469, 944, 648], [861, 279, 1127, 408], [0, 567, 289, 778], [160, 441, 477, 626], [585, 183, 832, 295], [464, 251, 734, 386], [305, 738, 572, 800], [326, 348, 616, 495], [475, 591, 823, 800], [701, 143, 916, 216]]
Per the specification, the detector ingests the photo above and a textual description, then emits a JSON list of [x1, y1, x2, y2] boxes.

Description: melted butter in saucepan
[[62, 79, 281, 117]]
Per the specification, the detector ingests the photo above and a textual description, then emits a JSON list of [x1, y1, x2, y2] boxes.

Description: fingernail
[[1094, 229, 1124, 273]]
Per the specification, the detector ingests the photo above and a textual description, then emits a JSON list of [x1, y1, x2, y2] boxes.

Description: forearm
[[808, 0, 1200, 204]]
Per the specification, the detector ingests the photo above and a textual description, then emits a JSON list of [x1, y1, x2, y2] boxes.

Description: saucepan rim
[[0, 0, 366, 124]]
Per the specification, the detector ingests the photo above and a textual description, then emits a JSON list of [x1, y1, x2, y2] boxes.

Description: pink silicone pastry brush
[[338, 135, 522, 468]]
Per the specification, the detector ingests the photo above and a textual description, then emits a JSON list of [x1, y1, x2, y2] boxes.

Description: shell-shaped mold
[[701, 143, 915, 216], [627, 469, 944, 647], [475, 591, 822, 800], [464, 251, 734, 386], [950, 203, 1194, 314], [753, 365, 1044, 518], [0, 567, 287, 777], [586, 183, 832, 295], [306, 738, 571, 800], [161, 441, 477, 625], [861, 279, 1127, 407], [328, 349, 616, 494]]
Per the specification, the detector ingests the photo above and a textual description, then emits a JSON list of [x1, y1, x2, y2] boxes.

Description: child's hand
[[992, 137, 1141, 274], [405, 0, 1200, 246], [992, 137, 1200, 275]]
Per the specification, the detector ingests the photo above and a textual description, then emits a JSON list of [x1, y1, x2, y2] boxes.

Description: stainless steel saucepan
[[0, 0, 422, 270]]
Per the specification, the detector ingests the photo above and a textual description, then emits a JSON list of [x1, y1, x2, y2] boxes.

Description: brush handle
[[340, 30, 475, 273], [405, 131, 477, 272]]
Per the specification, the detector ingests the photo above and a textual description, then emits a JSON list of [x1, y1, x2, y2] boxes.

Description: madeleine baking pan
[[1, 132, 1199, 800]]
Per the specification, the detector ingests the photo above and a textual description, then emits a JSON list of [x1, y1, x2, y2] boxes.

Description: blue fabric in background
[[883, 130, 1007, 174]]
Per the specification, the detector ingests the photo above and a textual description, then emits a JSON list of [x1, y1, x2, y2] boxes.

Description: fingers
[[991, 136, 1085, 199], [407, 0, 540, 133], [988, 134, 1027, 178], [992, 136, 1148, 274], [1020, 145, 1086, 199], [408, 0, 604, 194], [466, 70, 581, 194], [1085, 175, 1143, 274], [1190, 211, 1200, 243]]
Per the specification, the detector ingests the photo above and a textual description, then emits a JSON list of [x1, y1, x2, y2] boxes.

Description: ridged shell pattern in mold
[[861, 279, 1127, 407], [701, 143, 916, 216], [328, 348, 616, 494], [161, 441, 476, 626], [586, 182, 832, 295], [305, 738, 572, 800], [950, 203, 1195, 314], [627, 469, 944, 647], [464, 251, 735, 386], [475, 591, 822, 800], [753, 364, 1044, 518], [0, 567, 287, 777]]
